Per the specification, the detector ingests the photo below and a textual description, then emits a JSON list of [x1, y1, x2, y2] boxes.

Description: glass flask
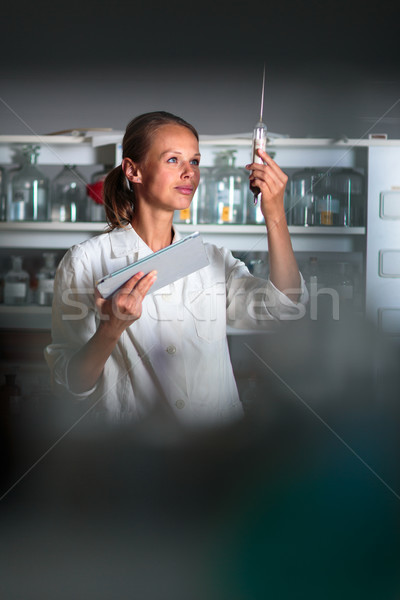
[[212, 151, 247, 225], [87, 165, 112, 222], [9, 145, 49, 221], [290, 168, 325, 226], [51, 164, 88, 222], [4, 256, 30, 305], [36, 252, 57, 306]]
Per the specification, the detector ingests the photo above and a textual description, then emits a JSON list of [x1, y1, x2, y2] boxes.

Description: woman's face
[[135, 124, 201, 213]]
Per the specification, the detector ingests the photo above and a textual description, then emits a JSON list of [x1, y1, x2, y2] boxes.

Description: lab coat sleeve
[[44, 246, 100, 399], [220, 247, 309, 330]]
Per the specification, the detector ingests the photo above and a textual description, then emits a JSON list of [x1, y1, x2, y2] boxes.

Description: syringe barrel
[[252, 122, 268, 164]]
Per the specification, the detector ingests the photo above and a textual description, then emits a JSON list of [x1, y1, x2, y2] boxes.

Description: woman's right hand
[[95, 270, 157, 339]]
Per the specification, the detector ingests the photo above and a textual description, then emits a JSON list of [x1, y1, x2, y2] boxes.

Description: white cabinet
[[366, 145, 400, 331]]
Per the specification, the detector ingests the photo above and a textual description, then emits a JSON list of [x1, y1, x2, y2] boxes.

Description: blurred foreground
[[1, 315, 399, 599]]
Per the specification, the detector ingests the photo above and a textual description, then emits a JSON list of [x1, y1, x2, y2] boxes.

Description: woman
[[45, 111, 308, 428]]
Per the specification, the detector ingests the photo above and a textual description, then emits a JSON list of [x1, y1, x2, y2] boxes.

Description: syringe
[[251, 65, 267, 205]]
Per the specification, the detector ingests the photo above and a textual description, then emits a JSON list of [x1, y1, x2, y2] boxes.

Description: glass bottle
[[290, 168, 325, 226], [87, 165, 112, 222], [36, 252, 57, 306], [195, 167, 215, 224], [317, 170, 341, 226], [4, 256, 30, 305], [332, 168, 365, 227], [9, 145, 49, 221], [51, 164, 88, 222], [212, 150, 247, 225]]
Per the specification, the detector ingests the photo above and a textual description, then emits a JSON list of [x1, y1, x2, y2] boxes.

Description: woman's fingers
[[95, 270, 157, 327], [118, 271, 146, 295], [130, 270, 157, 298], [246, 149, 288, 184]]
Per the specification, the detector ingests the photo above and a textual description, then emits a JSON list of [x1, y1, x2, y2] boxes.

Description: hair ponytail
[[103, 164, 135, 229]]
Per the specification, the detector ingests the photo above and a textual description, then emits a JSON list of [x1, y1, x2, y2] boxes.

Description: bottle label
[[38, 279, 54, 293], [13, 189, 28, 203], [320, 211, 333, 226], [221, 206, 230, 222], [179, 208, 191, 221], [4, 282, 26, 298]]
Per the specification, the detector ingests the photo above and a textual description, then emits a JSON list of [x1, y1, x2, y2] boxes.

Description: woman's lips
[[175, 186, 194, 195]]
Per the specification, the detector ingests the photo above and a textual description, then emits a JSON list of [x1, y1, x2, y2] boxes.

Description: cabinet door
[[366, 146, 400, 333]]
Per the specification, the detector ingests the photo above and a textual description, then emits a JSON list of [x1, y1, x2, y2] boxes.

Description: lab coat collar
[[109, 223, 181, 258]]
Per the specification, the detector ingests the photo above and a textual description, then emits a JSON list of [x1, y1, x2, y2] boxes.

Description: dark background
[[0, 0, 399, 137]]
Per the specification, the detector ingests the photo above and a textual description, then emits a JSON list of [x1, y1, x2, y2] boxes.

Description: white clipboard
[[96, 232, 209, 299]]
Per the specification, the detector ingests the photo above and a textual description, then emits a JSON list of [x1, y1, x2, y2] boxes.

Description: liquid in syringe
[[251, 65, 268, 205]]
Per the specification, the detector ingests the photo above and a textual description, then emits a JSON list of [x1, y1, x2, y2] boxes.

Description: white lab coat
[[45, 225, 308, 428]]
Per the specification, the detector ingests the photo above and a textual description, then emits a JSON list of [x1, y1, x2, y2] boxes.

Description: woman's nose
[[181, 161, 194, 178]]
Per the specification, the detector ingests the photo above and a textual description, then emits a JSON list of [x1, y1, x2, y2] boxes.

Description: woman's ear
[[122, 158, 142, 184]]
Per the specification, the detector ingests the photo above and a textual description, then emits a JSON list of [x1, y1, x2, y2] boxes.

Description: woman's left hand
[[246, 149, 288, 221]]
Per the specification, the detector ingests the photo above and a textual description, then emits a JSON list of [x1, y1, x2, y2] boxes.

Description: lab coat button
[[166, 345, 176, 355], [175, 399, 185, 409]]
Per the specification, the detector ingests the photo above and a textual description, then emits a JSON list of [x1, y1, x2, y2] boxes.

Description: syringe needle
[[260, 63, 265, 122]]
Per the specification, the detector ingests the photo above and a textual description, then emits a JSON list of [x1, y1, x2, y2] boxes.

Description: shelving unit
[[0, 221, 365, 252], [1, 133, 399, 335]]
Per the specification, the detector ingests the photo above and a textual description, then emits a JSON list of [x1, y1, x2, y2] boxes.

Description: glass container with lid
[[212, 150, 247, 225], [9, 145, 49, 221], [290, 168, 325, 226], [51, 164, 88, 222], [331, 168, 365, 227]]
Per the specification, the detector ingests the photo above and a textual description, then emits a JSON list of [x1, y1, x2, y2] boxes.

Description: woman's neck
[[131, 208, 174, 252]]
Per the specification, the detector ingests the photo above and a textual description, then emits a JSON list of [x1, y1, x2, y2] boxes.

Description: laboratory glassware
[[213, 150, 247, 225], [51, 164, 88, 222], [290, 168, 325, 226], [4, 256, 30, 305], [36, 252, 57, 306], [87, 165, 112, 222], [9, 145, 49, 221]]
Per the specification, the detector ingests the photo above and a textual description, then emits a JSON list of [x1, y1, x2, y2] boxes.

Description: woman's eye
[[167, 157, 178, 163], [190, 159, 200, 166]]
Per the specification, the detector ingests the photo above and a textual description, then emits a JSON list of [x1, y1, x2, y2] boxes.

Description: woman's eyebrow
[[160, 149, 201, 157]]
